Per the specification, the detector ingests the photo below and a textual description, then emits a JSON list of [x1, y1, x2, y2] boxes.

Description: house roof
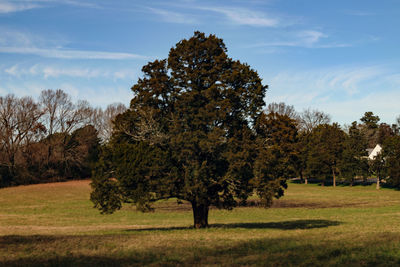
[[367, 144, 382, 160]]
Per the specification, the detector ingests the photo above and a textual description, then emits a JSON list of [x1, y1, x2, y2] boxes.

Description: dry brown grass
[[2, 180, 400, 266]]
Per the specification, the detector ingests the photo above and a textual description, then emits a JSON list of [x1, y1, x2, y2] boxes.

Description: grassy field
[[1, 180, 400, 266]]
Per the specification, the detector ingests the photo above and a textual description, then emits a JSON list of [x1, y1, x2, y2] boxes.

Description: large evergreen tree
[[340, 122, 369, 185], [90, 32, 287, 228], [305, 123, 345, 187], [384, 136, 400, 188]]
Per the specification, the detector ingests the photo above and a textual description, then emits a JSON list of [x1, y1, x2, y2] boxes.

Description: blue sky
[[0, 0, 399, 125]]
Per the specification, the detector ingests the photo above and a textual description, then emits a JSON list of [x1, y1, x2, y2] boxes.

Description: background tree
[[305, 123, 345, 187], [294, 132, 311, 184], [298, 108, 331, 133], [101, 103, 127, 142], [0, 95, 44, 185], [360, 111, 380, 148], [39, 89, 93, 168], [62, 125, 100, 179], [339, 122, 369, 185], [254, 112, 298, 204], [377, 123, 395, 145], [91, 32, 286, 228], [266, 102, 298, 120], [384, 136, 400, 188], [360, 111, 380, 129], [89, 103, 127, 142], [0, 89, 102, 187], [369, 153, 387, 190]]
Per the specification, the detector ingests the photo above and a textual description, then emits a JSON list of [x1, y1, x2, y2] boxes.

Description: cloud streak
[[250, 30, 351, 48], [3, 64, 137, 80], [0, 0, 101, 14], [0, 45, 148, 60], [265, 65, 400, 124], [0, 27, 148, 60], [147, 7, 197, 24], [196, 6, 279, 27], [0, 0, 38, 13]]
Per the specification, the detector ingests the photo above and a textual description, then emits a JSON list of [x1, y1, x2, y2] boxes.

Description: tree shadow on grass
[[0, 220, 342, 248], [124, 219, 342, 232], [3, 231, 400, 267], [212, 219, 341, 230]]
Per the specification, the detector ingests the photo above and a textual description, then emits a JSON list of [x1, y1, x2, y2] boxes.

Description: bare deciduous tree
[[0, 95, 44, 174], [298, 108, 331, 133], [40, 89, 93, 135], [102, 103, 126, 141], [87, 103, 126, 142], [267, 102, 298, 119], [114, 107, 167, 145], [39, 89, 95, 166]]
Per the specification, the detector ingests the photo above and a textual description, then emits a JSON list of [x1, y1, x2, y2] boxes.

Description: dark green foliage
[[340, 122, 369, 185], [360, 111, 381, 148], [377, 123, 395, 145], [369, 153, 387, 188], [253, 112, 298, 205], [361, 111, 380, 129], [90, 32, 287, 228], [382, 136, 400, 188], [64, 125, 101, 179], [305, 123, 345, 186]]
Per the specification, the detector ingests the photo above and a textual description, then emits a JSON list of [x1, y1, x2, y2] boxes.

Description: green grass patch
[[1, 180, 400, 266]]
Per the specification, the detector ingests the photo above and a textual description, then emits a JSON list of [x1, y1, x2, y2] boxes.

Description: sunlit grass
[[1, 180, 400, 266]]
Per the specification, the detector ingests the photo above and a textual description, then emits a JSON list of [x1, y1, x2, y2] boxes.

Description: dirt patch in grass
[[154, 198, 370, 212], [271, 199, 370, 209], [155, 201, 192, 211], [3, 179, 91, 191]]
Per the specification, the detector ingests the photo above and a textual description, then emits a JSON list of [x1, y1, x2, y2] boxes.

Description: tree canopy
[[90, 32, 289, 228], [305, 123, 345, 186]]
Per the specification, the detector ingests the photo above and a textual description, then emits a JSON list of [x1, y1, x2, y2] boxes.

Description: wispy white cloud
[[147, 7, 197, 24], [197, 6, 278, 27], [3, 64, 137, 80], [0, 1, 38, 13], [250, 30, 351, 49], [0, 46, 147, 60], [0, 27, 48, 47], [4, 64, 19, 76], [4, 64, 40, 77], [265, 65, 400, 124], [56, 0, 100, 9], [268, 65, 385, 100], [0, 28, 147, 60], [42, 66, 101, 79], [314, 91, 400, 125], [0, 0, 100, 14]]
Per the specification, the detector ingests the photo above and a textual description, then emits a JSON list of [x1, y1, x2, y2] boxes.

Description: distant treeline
[[266, 102, 400, 189], [1, 90, 400, 189], [0, 89, 126, 187]]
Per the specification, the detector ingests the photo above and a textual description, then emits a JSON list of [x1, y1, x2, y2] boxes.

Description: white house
[[367, 144, 382, 160]]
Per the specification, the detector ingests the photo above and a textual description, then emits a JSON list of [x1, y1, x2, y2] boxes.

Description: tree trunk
[[332, 168, 336, 187], [47, 143, 53, 165], [376, 175, 380, 190], [300, 171, 307, 184], [191, 202, 209, 229], [8, 152, 16, 177]]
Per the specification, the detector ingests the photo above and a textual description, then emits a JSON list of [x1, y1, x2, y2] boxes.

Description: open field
[[1, 180, 400, 266]]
